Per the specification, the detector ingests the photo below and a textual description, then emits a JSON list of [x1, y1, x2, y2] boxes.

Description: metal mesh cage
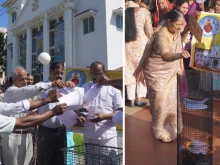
[[177, 70, 213, 165], [61, 143, 123, 165]]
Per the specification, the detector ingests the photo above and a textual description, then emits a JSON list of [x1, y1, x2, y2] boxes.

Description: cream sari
[[134, 22, 185, 142]]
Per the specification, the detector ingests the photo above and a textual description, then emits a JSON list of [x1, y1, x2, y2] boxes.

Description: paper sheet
[[183, 98, 208, 110], [58, 87, 84, 111], [56, 87, 84, 128]]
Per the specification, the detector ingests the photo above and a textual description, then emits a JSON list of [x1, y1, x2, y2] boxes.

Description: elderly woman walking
[[134, 9, 190, 142]]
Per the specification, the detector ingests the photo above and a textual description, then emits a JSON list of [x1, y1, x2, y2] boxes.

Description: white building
[[2, 0, 123, 82]]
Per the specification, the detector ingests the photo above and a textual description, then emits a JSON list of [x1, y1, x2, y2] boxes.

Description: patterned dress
[[125, 8, 153, 85]]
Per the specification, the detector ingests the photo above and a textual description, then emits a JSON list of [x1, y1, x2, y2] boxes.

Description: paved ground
[[125, 98, 220, 165]]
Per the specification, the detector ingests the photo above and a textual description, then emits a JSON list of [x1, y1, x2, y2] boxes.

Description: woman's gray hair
[[12, 66, 26, 79]]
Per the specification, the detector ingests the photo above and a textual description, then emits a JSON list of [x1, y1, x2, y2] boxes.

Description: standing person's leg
[[167, 77, 178, 141], [126, 84, 136, 107], [151, 77, 177, 142], [23, 133, 33, 165], [37, 126, 56, 165], [2, 133, 27, 165], [52, 126, 67, 165], [136, 82, 147, 106]]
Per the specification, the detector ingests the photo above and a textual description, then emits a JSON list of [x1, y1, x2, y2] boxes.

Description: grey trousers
[[37, 125, 67, 165]]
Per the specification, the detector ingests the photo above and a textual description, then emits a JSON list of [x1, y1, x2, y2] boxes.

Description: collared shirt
[[82, 81, 123, 140]]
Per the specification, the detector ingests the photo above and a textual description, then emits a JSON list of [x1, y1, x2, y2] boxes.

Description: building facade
[[2, 0, 123, 82]]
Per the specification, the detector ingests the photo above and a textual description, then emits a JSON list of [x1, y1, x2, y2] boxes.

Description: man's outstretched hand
[[52, 80, 65, 88], [48, 93, 63, 103], [52, 103, 67, 115]]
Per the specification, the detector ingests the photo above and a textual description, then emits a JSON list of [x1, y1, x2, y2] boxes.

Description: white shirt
[[0, 115, 16, 134], [3, 82, 53, 130], [83, 81, 123, 140], [0, 100, 31, 134], [38, 80, 75, 128], [3, 82, 52, 103], [0, 101, 30, 116]]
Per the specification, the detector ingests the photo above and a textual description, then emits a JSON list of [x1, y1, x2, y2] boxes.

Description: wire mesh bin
[[61, 143, 123, 165], [177, 70, 213, 165]]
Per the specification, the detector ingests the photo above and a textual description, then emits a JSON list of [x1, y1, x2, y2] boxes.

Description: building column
[[43, 19, 50, 81], [26, 28, 32, 73], [12, 35, 19, 70], [64, 7, 73, 66], [72, 11, 76, 66]]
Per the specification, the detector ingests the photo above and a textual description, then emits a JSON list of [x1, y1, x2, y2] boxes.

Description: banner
[[190, 12, 220, 74], [65, 67, 122, 87]]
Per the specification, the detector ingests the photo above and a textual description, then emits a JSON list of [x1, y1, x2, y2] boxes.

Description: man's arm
[[14, 103, 66, 129], [0, 93, 61, 116], [102, 79, 122, 87], [4, 80, 65, 102], [29, 93, 62, 111], [97, 76, 123, 90], [89, 112, 116, 123]]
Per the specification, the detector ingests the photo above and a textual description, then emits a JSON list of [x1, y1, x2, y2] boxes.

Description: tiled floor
[[125, 99, 220, 165]]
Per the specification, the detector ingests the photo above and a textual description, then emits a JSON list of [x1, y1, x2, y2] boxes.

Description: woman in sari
[[125, 0, 153, 107], [134, 9, 190, 142]]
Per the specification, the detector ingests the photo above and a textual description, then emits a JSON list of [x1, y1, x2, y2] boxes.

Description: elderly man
[[37, 62, 75, 165], [2, 66, 68, 165], [82, 61, 123, 157]]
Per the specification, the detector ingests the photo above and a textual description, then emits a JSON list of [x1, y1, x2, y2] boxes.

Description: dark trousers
[[37, 125, 67, 165]]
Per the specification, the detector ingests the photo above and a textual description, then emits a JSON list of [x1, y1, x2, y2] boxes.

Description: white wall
[[74, 0, 108, 68], [105, 0, 123, 70], [11, 0, 63, 28]]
